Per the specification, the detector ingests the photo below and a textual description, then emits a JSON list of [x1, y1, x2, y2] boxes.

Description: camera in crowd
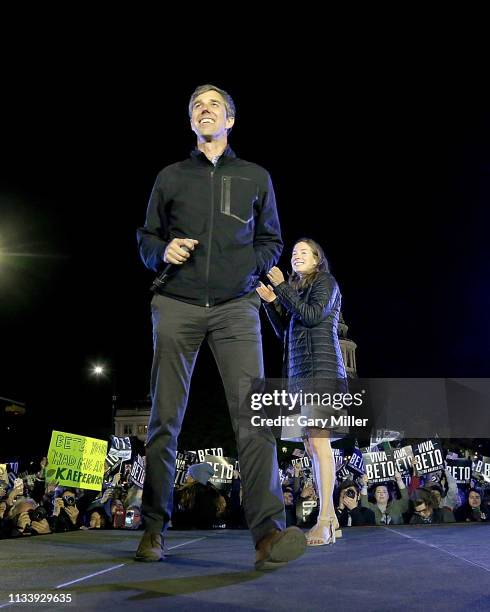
[[28, 506, 48, 523], [63, 495, 76, 507]]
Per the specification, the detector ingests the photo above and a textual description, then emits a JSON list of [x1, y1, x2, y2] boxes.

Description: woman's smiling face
[[291, 241, 317, 275]]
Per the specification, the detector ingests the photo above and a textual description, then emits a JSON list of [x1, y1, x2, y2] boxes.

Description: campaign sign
[[204, 455, 235, 491], [394, 446, 414, 476], [348, 447, 365, 474], [291, 456, 312, 470], [337, 465, 352, 482], [445, 458, 472, 485], [362, 448, 396, 483], [108, 436, 132, 460], [174, 451, 196, 486], [333, 448, 345, 472], [297, 499, 318, 525], [130, 454, 146, 489], [46, 430, 107, 491], [473, 456, 490, 483], [195, 447, 223, 463], [411, 439, 444, 476]]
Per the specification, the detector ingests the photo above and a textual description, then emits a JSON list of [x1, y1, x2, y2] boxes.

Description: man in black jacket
[[136, 84, 306, 569]]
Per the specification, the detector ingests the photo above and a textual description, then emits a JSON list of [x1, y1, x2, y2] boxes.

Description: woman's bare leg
[[305, 428, 337, 544]]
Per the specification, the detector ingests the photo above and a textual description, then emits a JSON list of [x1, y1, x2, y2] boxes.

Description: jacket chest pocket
[[220, 176, 258, 224]]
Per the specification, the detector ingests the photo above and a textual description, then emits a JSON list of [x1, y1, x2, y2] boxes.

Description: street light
[[90, 363, 117, 434]]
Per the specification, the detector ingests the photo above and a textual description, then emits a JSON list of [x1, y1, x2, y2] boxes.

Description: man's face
[[414, 502, 433, 519], [283, 491, 294, 506], [468, 491, 481, 508], [190, 90, 234, 141]]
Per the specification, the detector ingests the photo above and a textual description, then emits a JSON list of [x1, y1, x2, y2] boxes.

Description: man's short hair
[[188, 84, 236, 121], [412, 487, 437, 509]]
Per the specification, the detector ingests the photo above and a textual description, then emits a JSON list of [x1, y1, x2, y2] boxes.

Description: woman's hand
[[266, 267, 285, 287], [256, 282, 277, 303]]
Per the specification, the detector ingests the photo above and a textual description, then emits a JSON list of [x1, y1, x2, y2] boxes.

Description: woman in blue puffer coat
[[257, 238, 346, 547]]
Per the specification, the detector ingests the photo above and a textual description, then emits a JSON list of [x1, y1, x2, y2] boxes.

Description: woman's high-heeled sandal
[[306, 517, 337, 546]]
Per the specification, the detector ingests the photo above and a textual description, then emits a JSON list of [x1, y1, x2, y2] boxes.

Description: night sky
[[1, 56, 489, 456]]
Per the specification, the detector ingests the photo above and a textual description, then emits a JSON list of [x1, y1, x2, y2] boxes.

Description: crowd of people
[[1, 450, 489, 541], [281, 462, 490, 529], [0, 458, 143, 538]]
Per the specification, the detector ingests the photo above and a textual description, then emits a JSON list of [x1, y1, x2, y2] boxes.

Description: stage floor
[[1, 525, 489, 611]]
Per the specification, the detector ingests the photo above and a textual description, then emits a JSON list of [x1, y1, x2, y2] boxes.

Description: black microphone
[[150, 245, 190, 293]]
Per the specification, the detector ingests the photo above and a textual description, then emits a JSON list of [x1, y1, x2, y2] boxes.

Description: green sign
[[46, 430, 107, 491]]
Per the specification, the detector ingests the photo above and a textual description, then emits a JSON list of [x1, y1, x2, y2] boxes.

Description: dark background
[[1, 50, 489, 457]]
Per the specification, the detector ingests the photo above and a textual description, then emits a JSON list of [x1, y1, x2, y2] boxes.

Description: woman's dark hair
[[338, 479, 360, 494], [466, 488, 483, 507], [289, 238, 329, 290], [369, 483, 393, 504]]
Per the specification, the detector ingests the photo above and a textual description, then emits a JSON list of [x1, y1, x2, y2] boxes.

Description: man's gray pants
[[141, 291, 285, 545]]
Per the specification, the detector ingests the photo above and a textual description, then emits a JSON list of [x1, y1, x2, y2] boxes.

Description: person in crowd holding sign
[[410, 464, 461, 512], [409, 488, 455, 524], [137, 84, 307, 569], [360, 472, 409, 525], [173, 462, 227, 530], [257, 238, 347, 546], [454, 488, 490, 522], [335, 480, 375, 528]]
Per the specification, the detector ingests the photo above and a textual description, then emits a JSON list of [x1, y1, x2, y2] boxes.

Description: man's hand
[[52, 498, 64, 517], [164, 238, 199, 265], [256, 282, 277, 303], [266, 266, 285, 287], [101, 488, 113, 503], [343, 495, 358, 511], [31, 519, 51, 535], [16, 511, 31, 532], [394, 470, 406, 489], [7, 483, 23, 504], [64, 506, 79, 525], [361, 474, 369, 487]]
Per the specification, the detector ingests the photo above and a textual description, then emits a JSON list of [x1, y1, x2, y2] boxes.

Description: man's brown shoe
[[135, 531, 165, 562], [255, 526, 307, 570]]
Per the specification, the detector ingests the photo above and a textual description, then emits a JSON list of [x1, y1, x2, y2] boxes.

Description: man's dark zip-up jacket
[[137, 146, 283, 306]]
